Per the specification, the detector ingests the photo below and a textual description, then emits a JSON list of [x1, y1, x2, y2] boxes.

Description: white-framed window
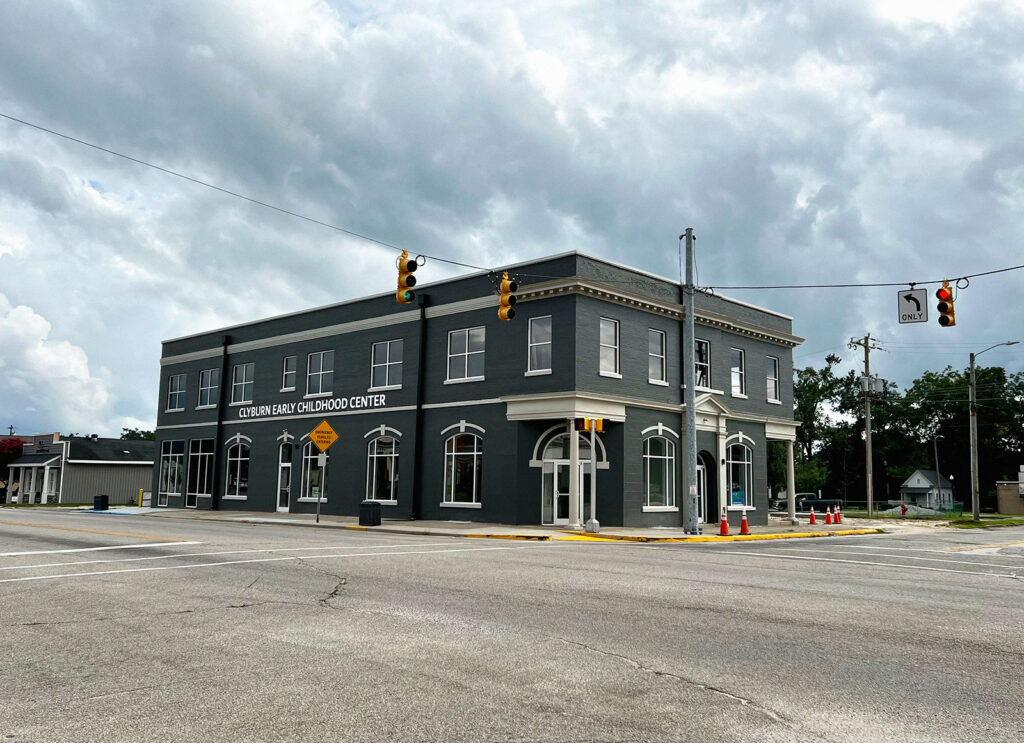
[[727, 443, 753, 508], [643, 436, 676, 508], [157, 440, 184, 506], [695, 339, 711, 388], [281, 356, 296, 391], [225, 442, 249, 498], [197, 369, 219, 408], [186, 439, 214, 499], [730, 348, 746, 396], [648, 329, 667, 384], [599, 318, 619, 376], [767, 356, 780, 402], [306, 350, 335, 396], [443, 433, 482, 504], [231, 362, 254, 404], [300, 441, 328, 500], [371, 340, 403, 389], [447, 327, 485, 382], [167, 374, 186, 411], [366, 436, 399, 502], [527, 315, 552, 373]]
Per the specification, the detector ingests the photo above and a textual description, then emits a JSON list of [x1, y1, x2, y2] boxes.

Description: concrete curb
[[560, 528, 885, 543]]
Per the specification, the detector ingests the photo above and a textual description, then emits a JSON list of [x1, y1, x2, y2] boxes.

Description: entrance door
[[277, 462, 291, 512], [697, 461, 707, 523], [543, 462, 592, 526]]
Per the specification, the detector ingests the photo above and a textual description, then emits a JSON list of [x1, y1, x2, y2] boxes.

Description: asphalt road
[[1, 510, 1022, 742]]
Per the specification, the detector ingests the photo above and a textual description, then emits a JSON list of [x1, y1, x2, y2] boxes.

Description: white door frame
[[542, 459, 591, 526]]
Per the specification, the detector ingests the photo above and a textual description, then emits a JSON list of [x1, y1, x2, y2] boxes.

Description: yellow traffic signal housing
[[935, 281, 955, 327], [581, 417, 604, 433], [396, 250, 417, 304], [498, 271, 518, 321]]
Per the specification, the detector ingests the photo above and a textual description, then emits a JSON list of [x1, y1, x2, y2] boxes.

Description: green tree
[[120, 428, 155, 441]]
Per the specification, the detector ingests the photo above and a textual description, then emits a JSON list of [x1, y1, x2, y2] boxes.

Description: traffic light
[[574, 418, 587, 432], [574, 418, 605, 433], [498, 271, 517, 321], [396, 250, 417, 304], [936, 281, 955, 327]]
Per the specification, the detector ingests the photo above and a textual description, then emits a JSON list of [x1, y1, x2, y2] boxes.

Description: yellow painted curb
[[560, 528, 884, 543], [465, 533, 552, 541], [343, 525, 369, 531], [552, 534, 623, 542]]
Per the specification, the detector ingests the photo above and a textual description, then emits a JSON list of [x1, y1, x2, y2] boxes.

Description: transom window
[[306, 350, 335, 396], [371, 340, 403, 389], [727, 443, 753, 508], [648, 329, 667, 383], [301, 441, 328, 501], [444, 433, 482, 504], [695, 339, 711, 388], [730, 348, 746, 396], [186, 439, 214, 499], [366, 436, 399, 502], [767, 356, 780, 402], [225, 442, 249, 498], [167, 374, 186, 411], [197, 369, 219, 408], [157, 440, 184, 506], [447, 328, 485, 381], [643, 436, 676, 508], [600, 318, 619, 375], [528, 316, 552, 373], [231, 363, 254, 404], [281, 355, 296, 391]]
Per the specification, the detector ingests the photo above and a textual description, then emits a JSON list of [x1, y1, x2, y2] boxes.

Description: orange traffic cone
[[740, 509, 750, 535], [825, 506, 833, 525], [719, 506, 729, 536], [809, 507, 817, 525], [835, 506, 842, 524]]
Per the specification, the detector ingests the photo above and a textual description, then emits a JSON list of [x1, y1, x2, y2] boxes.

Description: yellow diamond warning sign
[[309, 420, 338, 452]]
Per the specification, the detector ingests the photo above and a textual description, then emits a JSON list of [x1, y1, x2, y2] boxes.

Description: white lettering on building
[[237, 395, 387, 420]]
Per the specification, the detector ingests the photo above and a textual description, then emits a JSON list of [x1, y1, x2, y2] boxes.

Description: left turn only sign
[[897, 288, 928, 324], [309, 420, 339, 452]]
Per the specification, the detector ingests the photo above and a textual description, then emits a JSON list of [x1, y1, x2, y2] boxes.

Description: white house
[[898, 470, 954, 508]]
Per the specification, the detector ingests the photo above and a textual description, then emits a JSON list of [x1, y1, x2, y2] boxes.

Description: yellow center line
[[0, 519, 188, 542]]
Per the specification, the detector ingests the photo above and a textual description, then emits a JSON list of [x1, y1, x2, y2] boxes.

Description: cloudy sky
[[1, 0, 1023, 437]]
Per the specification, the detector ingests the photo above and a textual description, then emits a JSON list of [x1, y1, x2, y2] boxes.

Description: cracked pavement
[[1, 510, 1022, 742]]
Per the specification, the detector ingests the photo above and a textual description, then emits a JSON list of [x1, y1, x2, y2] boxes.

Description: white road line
[[774, 547, 1022, 569], [0, 542, 201, 557], [840, 544, 1023, 557], [0, 541, 469, 572], [721, 551, 1020, 579], [0, 545, 525, 584]]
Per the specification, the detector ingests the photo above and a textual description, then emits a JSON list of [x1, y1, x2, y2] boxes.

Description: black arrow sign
[[903, 293, 921, 312]]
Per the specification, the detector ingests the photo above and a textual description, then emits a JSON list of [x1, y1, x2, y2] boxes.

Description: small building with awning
[[6, 435, 154, 505]]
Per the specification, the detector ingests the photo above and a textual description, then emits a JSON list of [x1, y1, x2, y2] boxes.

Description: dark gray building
[[153, 252, 802, 527]]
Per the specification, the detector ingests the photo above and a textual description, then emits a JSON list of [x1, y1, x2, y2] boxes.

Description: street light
[[969, 341, 1020, 521]]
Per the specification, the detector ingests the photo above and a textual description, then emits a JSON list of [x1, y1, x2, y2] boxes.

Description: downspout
[[411, 295, 429, 520], [210, 334, 231, 511]]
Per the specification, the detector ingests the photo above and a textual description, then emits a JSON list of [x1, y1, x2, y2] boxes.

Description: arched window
[[225, 443, 250, 498], [542, 433, 593, 462], [643, 436, 675, 508], [727, 443, 752, 508], [366, 436, 399, 502], [444, 434, 482, 504], [301, 441, 329, 501]]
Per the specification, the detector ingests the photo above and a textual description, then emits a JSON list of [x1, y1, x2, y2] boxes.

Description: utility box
[[93, 494, 109, 511], [358, 500, 381, 527]]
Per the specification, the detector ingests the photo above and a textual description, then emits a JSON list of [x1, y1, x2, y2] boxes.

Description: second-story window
[[528, 316, 552, 373], [197, 369, 219, 408], [730, 348, 746, 396], [695, 339, 711, 388], [767, 356, 780, 402], [167, 374, 186, 411], [447, 327, 485, 381], [281, 356, 296, 391], [648, 329, 667, 384], [371, 340, 403, 389], [231, 362, 254, 404], [599, 318, 619, 376], [306, 350, 334, 396]]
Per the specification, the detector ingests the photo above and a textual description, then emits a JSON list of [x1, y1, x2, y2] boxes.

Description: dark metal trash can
[[94, 494, 109, 511], [359, 499, 381, 527]]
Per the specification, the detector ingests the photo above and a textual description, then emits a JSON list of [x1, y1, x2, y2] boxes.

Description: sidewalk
[[135, 507, 886, 542]]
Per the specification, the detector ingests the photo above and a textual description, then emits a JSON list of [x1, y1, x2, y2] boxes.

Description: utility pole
[[849, 335, 883, 516], [6, 425, 13, 436], [681, 229, 700, 534], [933, 434, 943, 509], [969, 341, 1019, 522]]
